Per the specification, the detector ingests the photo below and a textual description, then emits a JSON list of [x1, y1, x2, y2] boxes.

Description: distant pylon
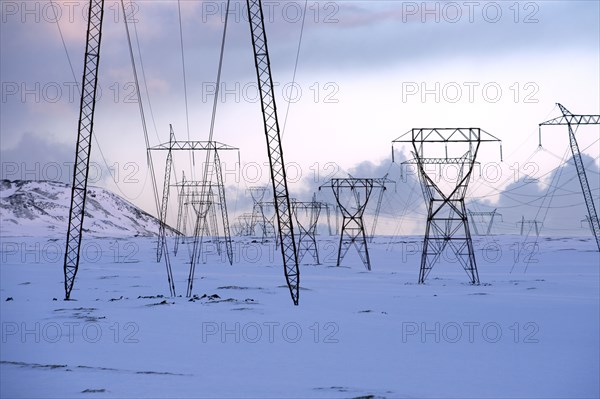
[[147, 139, 238, 296], [320, 178, 389, 270], [292, 194, 323, 264], [468, 209, 503, 236], [248, 186, 270, 242], [518, 216, 542, 237]]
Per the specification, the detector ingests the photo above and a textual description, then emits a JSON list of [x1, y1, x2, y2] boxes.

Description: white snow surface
[[1, 233, 598, 398], [0, 180, 164, 237]]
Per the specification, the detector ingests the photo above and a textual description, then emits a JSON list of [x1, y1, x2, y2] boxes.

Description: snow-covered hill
[[0, 180, 165, 237]]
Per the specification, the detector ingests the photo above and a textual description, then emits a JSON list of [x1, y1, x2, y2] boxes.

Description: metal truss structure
[[247, 0, 300, 305], [148, 137, 238, 297], [365, 174, 394, 242], [518, 216, 542, 237], [186, 199, 214, 262], [234, 213, 256, 236], [468, 209, 503, 236], [292, 195, 323, 264], [393, 128, 502, 284], [63, 0, 105, 300], [248, 186, 271, 242], [155, 125, 176, 263], [173, 172, 188, 256], [320, 178, 389, 270], [173, 182, 220, 256], [539, 103, 600, 251]]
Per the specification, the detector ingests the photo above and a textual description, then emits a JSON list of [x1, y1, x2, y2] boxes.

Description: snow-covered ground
[[1, 234, 598, 398]]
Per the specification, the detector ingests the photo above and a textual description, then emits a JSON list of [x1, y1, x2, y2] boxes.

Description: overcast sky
[[1, 0, 599, 235]]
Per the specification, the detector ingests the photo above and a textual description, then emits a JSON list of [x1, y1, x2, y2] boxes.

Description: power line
[[282, 0, 308, 137], [177, 0, 194, 177], [49, 0, 148, 201]]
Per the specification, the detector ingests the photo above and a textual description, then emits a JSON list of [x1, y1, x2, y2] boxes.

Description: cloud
[[469, 153, 600, 235], [1, 131, 75, 183]]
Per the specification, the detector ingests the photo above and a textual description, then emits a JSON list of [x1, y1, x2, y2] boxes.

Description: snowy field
[[1, 235, 598, 398]]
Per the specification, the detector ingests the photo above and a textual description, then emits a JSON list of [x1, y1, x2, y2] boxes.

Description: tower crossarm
[[148, 140, 239, 151], [540, 115, 600, 126], [540, 103, 600, 126]]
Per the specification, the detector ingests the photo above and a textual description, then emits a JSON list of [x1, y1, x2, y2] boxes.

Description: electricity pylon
[[292, 195, 323, 264], [155, 125, 176, 263], [393, 128, 502, 284], [235, 213, 255, 236], [320, 178, 389, 270], [173, 182, 220, 256], [173, 171, 188, 257], [539, 103, 600, 251], [468, 209, 502, 236], [248, 186, 270, 242], [247, 0, 300, 305], [148, 139, 238, 272], [149, 139, 238, 298], [186, 199, 213, 263], [518, 216, 542, 237], [63, 0, 105, 300]]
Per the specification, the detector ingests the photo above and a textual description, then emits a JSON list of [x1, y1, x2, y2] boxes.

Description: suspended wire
[[49, 0, 78, 88], [511, 141, 572, 273], [385, 176, 421, 250], [524, 144, 568, 272], [281, 0, 308, 137], [121, 0, 161, 217], [468, 144, 598, 206], [130, 4, 161, 142], [468, 104, 600, 205], [466, 103, 558, 199], [49, 0, 148, 200], [469, 148, 600, 204], [207, 1, 230, 145], [189, 0, 231, 269], [177, 0, 195, 177]]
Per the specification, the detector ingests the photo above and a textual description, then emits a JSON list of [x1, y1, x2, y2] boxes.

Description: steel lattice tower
[[156, 125, 176, 263], [235, 213, 255, 236], [539, 103, 600, 251], [173, 172, 188, 256], [320, 178, 388, 270], [247, 0, 300, 305], [172, 179, 224, 254], [148, 139, 238, 297], [248, 186, 270, 242], [63, 0, 105, 300], [518, 216, 542, 237], [393, 128, 502, 284], [292, 195, 323, 264], [173, 182, 220, 252], [468, 209, 502, 236], [187, 199, 213, 263]]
